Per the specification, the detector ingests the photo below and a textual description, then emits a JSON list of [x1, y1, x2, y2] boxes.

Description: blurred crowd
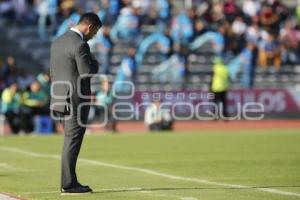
[[0, 56, 50, 134], [1, 0, 300, 133], [1, 0, 300, 79]]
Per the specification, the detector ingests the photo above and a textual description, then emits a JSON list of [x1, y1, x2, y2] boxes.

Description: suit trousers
[[56, 104, 90, 189]]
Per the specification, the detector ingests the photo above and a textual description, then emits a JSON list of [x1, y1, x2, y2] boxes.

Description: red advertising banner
[[227, 89, 300, 113], [134, 88, 300, 116]]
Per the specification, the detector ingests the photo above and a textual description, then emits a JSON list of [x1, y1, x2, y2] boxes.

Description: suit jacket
[[50, 30, 99, 114]]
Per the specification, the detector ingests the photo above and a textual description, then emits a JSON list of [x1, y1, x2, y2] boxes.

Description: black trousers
[[5, 111, 21, 134], [96, 105, 116, 132], [214, 91, 229, 118], [149, 120, 173, 131], [20, 106, 50, 133], [54, 104, 90, 189]]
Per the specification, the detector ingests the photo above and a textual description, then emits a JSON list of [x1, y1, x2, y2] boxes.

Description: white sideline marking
[[1, 146, 300, 198], [0, 163, 32, 172], [0, 194, 19, 200], [21, 188, 191, 199], [181, 198, 198, 200], [140, 191, 198, 200]]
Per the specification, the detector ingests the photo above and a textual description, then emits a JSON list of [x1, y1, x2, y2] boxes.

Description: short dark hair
[[78, 12, 102, 28]]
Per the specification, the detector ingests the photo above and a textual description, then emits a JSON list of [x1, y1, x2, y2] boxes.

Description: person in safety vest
[[211, 57, 230, 119]]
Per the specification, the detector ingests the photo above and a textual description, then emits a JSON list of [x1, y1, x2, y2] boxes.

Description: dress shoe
[[61, 185, 93, 195], [76, 182, 91, 189]]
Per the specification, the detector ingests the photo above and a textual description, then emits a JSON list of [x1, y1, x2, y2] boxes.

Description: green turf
[[0, 129, 300, 200]]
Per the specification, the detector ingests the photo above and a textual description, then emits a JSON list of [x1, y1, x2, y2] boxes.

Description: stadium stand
[[1, 0, 299, 89], [0, 0, 300, 134]]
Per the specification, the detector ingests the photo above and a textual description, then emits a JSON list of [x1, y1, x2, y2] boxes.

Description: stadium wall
[[132, 88, 300, 119]]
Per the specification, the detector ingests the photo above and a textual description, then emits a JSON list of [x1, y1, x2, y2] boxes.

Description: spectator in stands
[[211, 57, 229, 119], [36, 71, 51, 96], [144, 99, 173, 131], [171, 9, 193, 45], [13, 0, 31, 25], [1, 0, 300, 106], [92, 3, 106, 23], [240, 42, 257, 88], [132, 0, 151, 20], [2, 56, 18, 88], [101, 0, 120, 25], [95, 79, 116, 132], [258, 33, 281, 72], [0, 0, 14, 21], [17, 68, 34, 91], [54, 7, 81, 39], [36, 0, 58, 40], [223, 0, 239, 23], [270, 0, 289, 23], [280, 19, 300, 65], [115, 47, 137, 93], [189, 24, 225, 57], [110, 5, 141, 44], [156, 0, 172, 31], [191, 19, 208, 41], [157, 27, 173, 61], [173, 44, 189, 87], [231, 16, 247, 53], [1, 82, 21, 134], [187, 7, 198, 30], [242, 0, 261, 22], [142, 4, 158, 25], [245, 21, 262, 45], [95, 25, 113, 74], [211, 1, 224, 24], [21, 81, 49, 133], [59, 0, 76, 16], [197, 1, 213, 24], [232, 16, 247, 37], [213, 25, 226, 57], [259, 4, 279, 33]]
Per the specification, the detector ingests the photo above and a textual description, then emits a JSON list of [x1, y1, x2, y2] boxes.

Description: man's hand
[[91, 54, 97, 61], [91, 54, 99, 72], [91, 53, 99, 64]]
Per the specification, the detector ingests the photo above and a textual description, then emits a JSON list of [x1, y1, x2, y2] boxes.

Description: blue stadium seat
[[34, 115, 53, 134]]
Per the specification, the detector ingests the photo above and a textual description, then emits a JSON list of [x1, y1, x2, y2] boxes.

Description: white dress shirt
[[70, 27, 83, 40], [144, 104, 172, 125]]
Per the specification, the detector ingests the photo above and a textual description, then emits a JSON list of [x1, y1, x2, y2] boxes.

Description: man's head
[[10, 82, 18, 93], [127, 47, 136, 57], [7, 56, 15, 66], [76, 12, 102, 41], [153, 99, 162, 108], [101, 79, 110, 92], [30, 81, 41, 93]]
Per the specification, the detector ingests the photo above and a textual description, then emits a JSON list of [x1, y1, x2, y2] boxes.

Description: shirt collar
[[70, 27, 84, 40]]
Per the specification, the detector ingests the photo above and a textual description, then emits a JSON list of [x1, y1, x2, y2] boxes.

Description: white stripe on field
[[181, 198, 198, 200], [21, 188, 194, 199], [0, 163, 33, 172], [0, 194, 19, 200], [0, 146, 300, 198], [140, 190, 198, 200]]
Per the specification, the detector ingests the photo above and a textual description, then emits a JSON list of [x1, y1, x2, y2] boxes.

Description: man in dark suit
[[50, 13, 102, 194]]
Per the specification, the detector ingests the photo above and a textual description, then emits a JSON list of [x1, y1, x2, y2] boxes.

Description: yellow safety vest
[[211, 63, 229, 92]]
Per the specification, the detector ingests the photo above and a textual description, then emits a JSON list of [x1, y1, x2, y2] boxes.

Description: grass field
[[0, 129, 300, 200]]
